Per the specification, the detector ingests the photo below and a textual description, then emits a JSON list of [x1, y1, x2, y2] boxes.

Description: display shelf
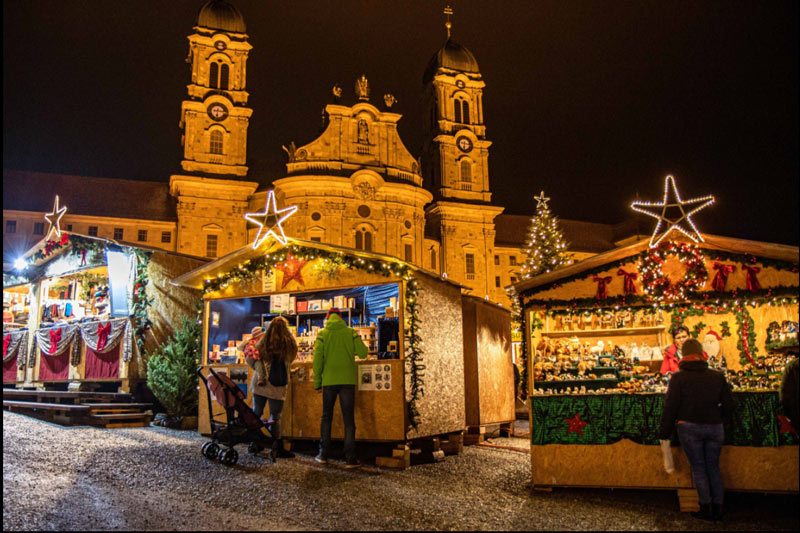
[[540, 326, 666, 338], [765, 342, 799, 353]]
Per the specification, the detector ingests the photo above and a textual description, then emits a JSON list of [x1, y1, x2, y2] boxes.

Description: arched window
[[462, 100, 470, 124], [453, 99, 462, 123], [209, 63, 219, 89], [364, 230, 372, 251], [460, 160, 472, 182], [220, 64, 229, 90], [210, 130, 223, 154], [430, 248, 437, 270], [355, 228, 373, 252]]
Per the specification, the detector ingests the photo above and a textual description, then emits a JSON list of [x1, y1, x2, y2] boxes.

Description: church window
[[310, 236, 321, 243], [430, 248, 437, 270], [161, 231, 171, 243], [6, 220, 16, 233], [88, 226, 98, 237], [494, 255, 500, 266], [511, 275, 518, 283], [209, 62, 219, 89], [357, 205, 371, 218], [510, 255, 517, 266], [404, 244, 413, 262], [462, 100, 470, 124], [460, 160, 472, 182], [453, 99, 462, 123], [113, 228, 124, 240], [311, 212, 322, 221], [33, 222, 45, 235], [404, 220, 412, 229], [355, 228, 372, 252], [210, 130, 223, 154], [206, 234, 218, 258], [465, 253, 475, 280], [220, 64, 229, 90], [138, 229, 147, 242], [495, 276, 501, 287]]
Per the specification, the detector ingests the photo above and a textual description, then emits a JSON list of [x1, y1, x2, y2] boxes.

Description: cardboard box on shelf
[[308, 300, 322, 311], [322, 299, 333, 310], [289, 296, 297, 314], [271, 293, 291, 313], [385, 307, 395, 318], [334, 295, 347, 309]]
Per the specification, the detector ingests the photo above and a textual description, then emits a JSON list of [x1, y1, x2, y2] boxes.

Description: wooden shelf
[[541, 326, 666, 338]]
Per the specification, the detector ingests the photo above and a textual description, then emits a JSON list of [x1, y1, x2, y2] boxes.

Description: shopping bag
[[660, 439, 675, 474]]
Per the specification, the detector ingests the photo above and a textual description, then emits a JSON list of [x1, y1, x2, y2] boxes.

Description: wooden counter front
[[198, 364, 254, 435]]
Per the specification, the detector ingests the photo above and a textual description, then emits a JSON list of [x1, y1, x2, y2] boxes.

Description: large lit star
[[244, 190, 297, 249], [275, 255, 307, 289], [534, 190, 550, 210], [44, 195, 68, 239], [631, 175, 715, 248]]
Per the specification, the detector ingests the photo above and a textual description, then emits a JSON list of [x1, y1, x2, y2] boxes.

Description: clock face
[[207, 103, 229, 121], [214, 40, 227, 51], [456, 79, 465, 89], [456, 136, 473, 153]]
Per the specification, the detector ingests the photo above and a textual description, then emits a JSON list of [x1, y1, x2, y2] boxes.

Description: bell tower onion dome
[[423, 38, 480, 84], [196, 0, 246, 33]]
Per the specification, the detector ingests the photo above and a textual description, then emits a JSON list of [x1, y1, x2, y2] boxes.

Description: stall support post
[[202, 298, 210, 365], [24, 281, 45, 386]]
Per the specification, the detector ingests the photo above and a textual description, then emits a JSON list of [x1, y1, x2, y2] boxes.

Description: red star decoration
[[565, 413, 589, 436], [275, 255, 307, 289], [777, 415, 797, 437]]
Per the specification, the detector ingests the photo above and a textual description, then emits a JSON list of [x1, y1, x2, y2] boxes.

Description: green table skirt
[[530, 391, 799, 447]]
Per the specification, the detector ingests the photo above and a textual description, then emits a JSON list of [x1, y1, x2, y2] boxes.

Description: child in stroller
[[197, 366, 276, 465]]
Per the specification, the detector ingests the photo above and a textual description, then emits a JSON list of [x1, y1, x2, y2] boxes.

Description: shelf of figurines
[[540, 326, 666, 338]]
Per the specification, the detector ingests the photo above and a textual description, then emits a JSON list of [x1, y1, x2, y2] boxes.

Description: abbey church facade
[[3, 1, 638, 307]]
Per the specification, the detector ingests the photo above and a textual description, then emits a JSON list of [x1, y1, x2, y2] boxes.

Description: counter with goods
[[173, 238, 470, 458], [512, 234, 799, 508]]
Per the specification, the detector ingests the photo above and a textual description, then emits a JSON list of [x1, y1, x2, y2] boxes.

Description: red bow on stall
[[3, 334, 10, 359], [742, 265, 761, 291], [60, 233, 69, 245], [48, 328, 62, 355], [96, 322, 112, 351], [712, 263, 736, 292], [593, 275, 613, 301], [616, 269, 637, 295]]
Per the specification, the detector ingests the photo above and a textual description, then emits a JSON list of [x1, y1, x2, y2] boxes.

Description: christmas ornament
[[244, 190, 298, 249], [742, 264, 762, 291], [638, 241, 708, 301], [711, 263, 736, 292], [275, 255, 307, 289], [48, 328, 62, 355], [630, 175, 715, 248], [534, 190, 550, 210], [593, 275, 612, 301], [617, 269, 638, 295], [44, 195, 68, 239], [565, 413, 589, 436]]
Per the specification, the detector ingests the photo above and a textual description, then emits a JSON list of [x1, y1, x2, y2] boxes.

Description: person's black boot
[[276, 440, 295, 458], [711, 504, 723, 521], [691, 504, 714, 521], [269, 439, 279, 463]]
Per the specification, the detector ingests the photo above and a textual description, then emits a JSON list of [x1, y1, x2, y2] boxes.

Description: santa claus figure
[[703, 330, 727, 371]]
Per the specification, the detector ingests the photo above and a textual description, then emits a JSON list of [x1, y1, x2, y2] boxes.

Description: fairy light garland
[[638, 240, 708, 301], [203, 244, 426, 429]]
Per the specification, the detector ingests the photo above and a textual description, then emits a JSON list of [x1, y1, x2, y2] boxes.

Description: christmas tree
[[519, 191, 573, 279]]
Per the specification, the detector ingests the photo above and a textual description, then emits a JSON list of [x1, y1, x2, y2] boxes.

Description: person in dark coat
[[780, 357, 799, 432], [658, 338, 735, 522]]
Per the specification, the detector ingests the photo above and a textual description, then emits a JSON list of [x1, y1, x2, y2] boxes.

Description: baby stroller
[[197, 366, 275, 465]]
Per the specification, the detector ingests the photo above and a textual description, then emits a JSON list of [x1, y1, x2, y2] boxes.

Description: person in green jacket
[[313, 308, 368, 467]]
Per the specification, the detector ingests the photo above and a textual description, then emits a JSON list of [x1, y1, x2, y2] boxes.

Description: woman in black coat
[[658, 338, 735, 521]]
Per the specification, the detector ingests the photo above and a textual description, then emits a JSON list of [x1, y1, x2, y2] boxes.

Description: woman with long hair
[[245, 316, 297, 459]]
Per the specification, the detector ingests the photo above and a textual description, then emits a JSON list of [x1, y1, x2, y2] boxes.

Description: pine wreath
[[638, 241, 708, 301]]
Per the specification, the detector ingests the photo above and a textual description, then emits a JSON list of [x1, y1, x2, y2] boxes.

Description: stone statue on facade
[[355, 75, 370, 101]]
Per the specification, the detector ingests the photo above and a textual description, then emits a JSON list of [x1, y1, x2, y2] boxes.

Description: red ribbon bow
[[96, 322, 112, 351], [3, 334, 10, 359], [593, 275, 613, 300], [712, 263, 736, 292], [616, 269, 637, 295], [60, 233, 69, 245], [48, 328, 62, 354], [742, 265, 761, 291]]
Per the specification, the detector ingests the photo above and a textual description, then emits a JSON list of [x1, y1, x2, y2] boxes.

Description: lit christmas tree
[[519, 191, 573, 279]]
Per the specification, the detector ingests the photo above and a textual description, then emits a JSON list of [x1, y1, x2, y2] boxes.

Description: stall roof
[[171, 237, 468, 292], [510, 233, 799, 295]]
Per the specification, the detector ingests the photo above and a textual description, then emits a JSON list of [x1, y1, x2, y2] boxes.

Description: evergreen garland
[[506, 286, 527, 397], [131, 249, 154, 355]]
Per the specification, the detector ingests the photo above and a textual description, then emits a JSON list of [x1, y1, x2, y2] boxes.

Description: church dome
[[423, 38, 480, 84], [196, 0, 246, 33]]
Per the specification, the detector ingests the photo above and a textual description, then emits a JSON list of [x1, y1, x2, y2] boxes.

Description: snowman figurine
[[703, 330, 727, 371]]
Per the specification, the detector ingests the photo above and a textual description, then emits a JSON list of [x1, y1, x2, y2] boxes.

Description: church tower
[[422, 7, 504, 300], [170, 1, 258, 259], [180, 0, 253, 176]]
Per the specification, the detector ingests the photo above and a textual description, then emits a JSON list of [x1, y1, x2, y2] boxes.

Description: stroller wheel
[[203, 442, 220, 460], [248, 442, 262, 455], [220, 448, 238, 465]]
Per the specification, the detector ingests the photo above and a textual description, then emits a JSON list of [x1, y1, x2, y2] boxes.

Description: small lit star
[[44, 195, 68, 239], [631, 175, 714, 248], [534, 191, 550, 210], [244, 190, 297, 249]]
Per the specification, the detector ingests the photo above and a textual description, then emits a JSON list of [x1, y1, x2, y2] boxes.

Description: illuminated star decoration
[[534, 190, 550, 210], [275, 255, 307, 289], [244, 189, 298, 250], [564, 413, 589, 436], [44, 195, 68, 239], [631, 175, 715, 248]]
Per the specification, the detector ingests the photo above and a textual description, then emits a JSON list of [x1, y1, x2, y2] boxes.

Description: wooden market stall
[[513, 233, 799, 510], [173, 238, 469, 467], [461, 295, 515, 442], [3, 233, 203, 393]]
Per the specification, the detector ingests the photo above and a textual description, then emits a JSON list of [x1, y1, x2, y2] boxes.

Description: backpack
[[268, 356, 288, 387]]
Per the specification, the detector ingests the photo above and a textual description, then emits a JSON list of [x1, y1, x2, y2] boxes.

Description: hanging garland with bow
[[711, 263, 736, 292], [131, 249, 154, 355], [617, 269, 638, 295], [638, 241, 708, 302], [34, 324, 82, 366], [3, 330, 27, 364]]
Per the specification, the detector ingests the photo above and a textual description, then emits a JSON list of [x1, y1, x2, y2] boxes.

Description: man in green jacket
[[313, 308, 368, 467]]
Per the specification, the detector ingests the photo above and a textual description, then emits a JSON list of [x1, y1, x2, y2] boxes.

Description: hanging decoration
[[638, 241, 708, 301], [78, 318, 128, 354], [35, 324, 79, 357], [777, 415, 798, 437], [244, 189, 298, 249], [593, 274, 612, 301], [565, 413, 589, 436], [742, 264, 762, 292], [712, 263, 736, 292], [3, 331, 27, 363], [617, 269, 638, 295], [630, 174, 715, 248], [44, 195, 68, 240], [274, 255, 307, 289]]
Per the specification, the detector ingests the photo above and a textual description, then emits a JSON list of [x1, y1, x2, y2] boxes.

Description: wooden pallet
[[3, 394, 151, 428], [464, 422, 515, 444]]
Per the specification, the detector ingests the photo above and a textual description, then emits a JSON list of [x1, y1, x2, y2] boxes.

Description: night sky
[[4, 1, 798, 245]]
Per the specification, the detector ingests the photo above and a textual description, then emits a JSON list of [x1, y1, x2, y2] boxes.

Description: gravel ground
[[3, 411, 798, 531]]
